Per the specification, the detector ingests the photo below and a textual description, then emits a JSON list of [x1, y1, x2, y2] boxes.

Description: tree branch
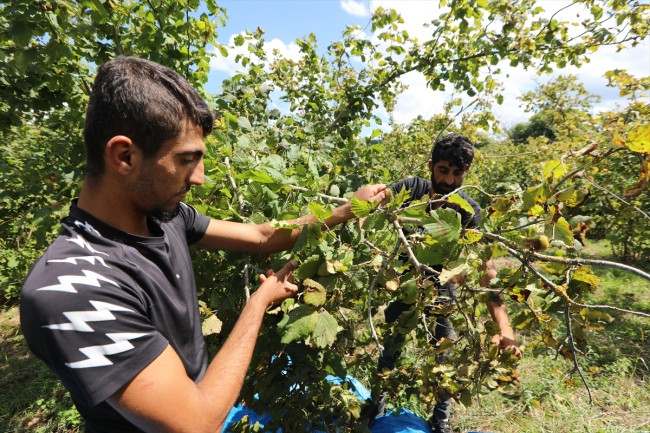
[[584, 177, 650, 222], [482, 232, 650, 283], [490, 236, 650, 319]]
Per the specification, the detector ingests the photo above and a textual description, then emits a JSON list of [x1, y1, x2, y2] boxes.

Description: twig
[[420, 312, 434, 342], [390, 217, 439, 276], [451, 284, 477, 348], [287, 184, 348, 205], [553, 147, 620, 193], [243, 257, 251, 301], [563, 304, 593, 404], [494, 218, 545, 234], [224, 157, 253, 300], [584, 177, 650, 221], [224, 157, 246, 211], [367, 240, 401, 351]]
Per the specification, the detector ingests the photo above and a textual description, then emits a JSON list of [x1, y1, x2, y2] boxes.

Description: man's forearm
[[255, 201, 357, 253], [197, 291, 269, 430], [486, 299, 514, 339]]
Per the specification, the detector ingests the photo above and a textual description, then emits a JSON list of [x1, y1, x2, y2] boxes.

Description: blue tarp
[[222, 375, 431, 432]]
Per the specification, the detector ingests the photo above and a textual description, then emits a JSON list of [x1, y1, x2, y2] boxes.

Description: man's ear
[[428, 159, 434, 171], [106, 136, 137, 175]]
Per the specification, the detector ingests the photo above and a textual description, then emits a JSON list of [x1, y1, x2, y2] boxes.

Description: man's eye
[[182, 159, 195, 165]]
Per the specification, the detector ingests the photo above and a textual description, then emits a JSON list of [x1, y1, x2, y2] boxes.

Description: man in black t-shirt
[[372, 134, 522, 433], [20, 56, 388, 433]]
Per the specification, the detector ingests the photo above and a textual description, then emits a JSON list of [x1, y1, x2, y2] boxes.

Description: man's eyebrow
[[176, 150, 205, 158]]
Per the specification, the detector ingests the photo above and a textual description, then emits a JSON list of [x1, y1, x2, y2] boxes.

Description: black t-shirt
[[390, 176, 481, 229], [20, 202, 210, 432], [390, 177, 482, 285]]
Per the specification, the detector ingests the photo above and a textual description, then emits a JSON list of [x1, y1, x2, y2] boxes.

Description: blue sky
[[216, 1, 357, 46], [206, 1, 650, 133]]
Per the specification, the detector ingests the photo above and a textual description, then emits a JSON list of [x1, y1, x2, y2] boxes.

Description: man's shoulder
[[455, 190, 482, 227], [391, 177, 431, 197], [21, 223, 131, 296]]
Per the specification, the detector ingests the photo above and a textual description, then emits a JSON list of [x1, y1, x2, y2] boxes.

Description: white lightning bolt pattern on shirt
[[45, 300, 134, 332], [66, 233, 109, 256], [67, 332, 149, 369], [74, 219, 102, 236], [48, 256, 111, 268], [36, 269, 119, 293]]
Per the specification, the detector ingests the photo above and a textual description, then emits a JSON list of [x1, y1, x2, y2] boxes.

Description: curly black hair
[[430, 133, 475, 171]]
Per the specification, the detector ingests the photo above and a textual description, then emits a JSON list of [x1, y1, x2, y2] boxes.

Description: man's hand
[[257, 260, 300, 307], [353, 184, 389, 204], [107, 260, 300, 433], [491, 334, 523, 359]]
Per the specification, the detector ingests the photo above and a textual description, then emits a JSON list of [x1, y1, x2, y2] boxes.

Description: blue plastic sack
[[222, 375, 431, 432], [223, 406, 431, 433]]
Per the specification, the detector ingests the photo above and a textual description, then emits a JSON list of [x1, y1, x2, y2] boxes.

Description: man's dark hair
[[430, 133, 475, 171], [83, 56, 215, 178]]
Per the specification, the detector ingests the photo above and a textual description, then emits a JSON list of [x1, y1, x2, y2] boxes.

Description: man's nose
[[441, 171, 454, 184], [189, 160, 205, 185]]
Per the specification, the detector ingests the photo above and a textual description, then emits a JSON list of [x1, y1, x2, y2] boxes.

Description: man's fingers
[[272, 260, 298, 281]]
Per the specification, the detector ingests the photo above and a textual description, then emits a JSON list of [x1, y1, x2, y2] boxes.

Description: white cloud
[[340, 0, 370, 18], [212, 1, 648, 132], [361, 0, 650, 130], [210, 33, 303, 78]]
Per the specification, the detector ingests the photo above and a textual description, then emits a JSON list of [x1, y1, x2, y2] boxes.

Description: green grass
[[2, 239, 648, 432], [452, 239, 650, 433], [0, 308, 82, 433]]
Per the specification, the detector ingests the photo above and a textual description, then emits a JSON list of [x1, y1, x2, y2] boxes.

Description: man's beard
[[431, 176, 461, 195], [149, 202, 182, 222]]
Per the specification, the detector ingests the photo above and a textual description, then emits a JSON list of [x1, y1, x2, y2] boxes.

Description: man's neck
[[77, 177, 152, 237]]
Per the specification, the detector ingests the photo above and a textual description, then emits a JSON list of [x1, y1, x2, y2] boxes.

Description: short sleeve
[[176, 202, 210, 245], [20, 252, 170, 407]]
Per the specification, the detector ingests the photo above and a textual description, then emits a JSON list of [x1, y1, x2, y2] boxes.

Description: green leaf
[[416, 241, 461, 266], [246, 170, 275, 184], [541, 160, 564, 182], [579, 308, 614, 323], [201, 314, 222, 336], [448, 193, 474, 215], [308, 202, 333, 221], [522, 184, 546, 210], [292, 223, 322, 252], [278, 305, 319, 344], [237, 116, 252, 130], [625, 124, 650, 154], [439, 263, 472, 286], [361, 211, 387, 231], [312, 310, 339, 348], [422, 208, 461, 243], [570, 266, 601, 290], [552, 217, 574, 246], [294, 255, 322, 280], [350, 197, 376, 218], [302, 278, 327, 307]]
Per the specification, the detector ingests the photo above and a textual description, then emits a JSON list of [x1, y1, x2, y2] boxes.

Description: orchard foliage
[[2, 0, 649, 430]]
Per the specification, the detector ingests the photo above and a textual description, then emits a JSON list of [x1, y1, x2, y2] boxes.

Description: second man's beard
[[431, 177, 461, 195]]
